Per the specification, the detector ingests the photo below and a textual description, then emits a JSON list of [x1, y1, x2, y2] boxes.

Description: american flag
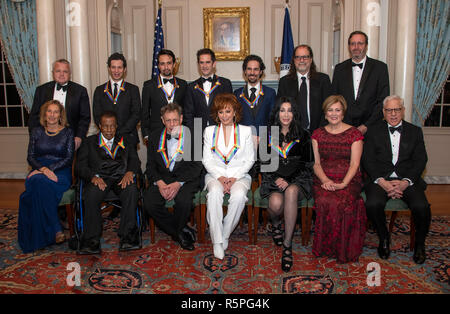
[[152, 7, 164, 79], [280, 5, 294, 78]]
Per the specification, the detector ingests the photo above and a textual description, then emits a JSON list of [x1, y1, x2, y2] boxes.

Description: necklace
[[45, 127, 63, 136]]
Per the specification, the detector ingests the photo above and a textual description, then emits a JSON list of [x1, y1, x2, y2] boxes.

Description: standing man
[[183, 48, 232, 133], [277, 45, 331, 133], [144, 103, 202, 251], [234, 54, 276, 135], [331, 31, 390, 134], [93, 53, 141, 146], [29, 59, 91, 150], [141, 49, 187, 146], [362, 95, 430, 264]]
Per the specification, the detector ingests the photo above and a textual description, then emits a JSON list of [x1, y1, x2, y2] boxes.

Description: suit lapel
[[382, 122, 394, 162], [65, 81, 73, 112], [357, 57, 373, 100], [45, 82, 56, 101], [398, 121, 410, 163], [344, 61, 355, 101]]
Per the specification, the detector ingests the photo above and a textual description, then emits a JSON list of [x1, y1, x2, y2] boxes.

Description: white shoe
[[213, 243, 224, 260], [223, 239, 229, 251]]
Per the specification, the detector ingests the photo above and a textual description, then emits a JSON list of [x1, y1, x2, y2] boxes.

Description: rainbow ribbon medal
[[240, 83, 264, 108], [269, 135, 299, 159], [211, 123, 240, 165], [98, 135, 125, 159], [157, 76, 179, 102], [194, 78, 222, 97], [157, 127, 185, 168], [104, 80, 125, 104]]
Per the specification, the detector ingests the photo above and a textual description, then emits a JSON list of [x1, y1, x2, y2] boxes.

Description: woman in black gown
[[18, 100, 74, 253], [260, 96, 314, 271]]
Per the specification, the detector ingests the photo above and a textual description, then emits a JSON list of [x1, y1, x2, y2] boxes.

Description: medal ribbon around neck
[[98, 135, 125, 159], [158, 76, 179, 102], [157, 127, 185, 168], [211, 123, 240, 165], [104, 80, 125, 104], [240, 83, 264, 108], [194, 79, 221, 97], [269, 135, 299, 159]]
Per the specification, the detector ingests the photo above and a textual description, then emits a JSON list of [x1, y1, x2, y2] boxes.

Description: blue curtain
[[0, 0, 39, 112], [412, 0, 450, 126]]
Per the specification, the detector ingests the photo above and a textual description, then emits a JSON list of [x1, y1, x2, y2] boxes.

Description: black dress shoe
[[119, 241, 142, 252], [377, 238, 390, 259], [413, 244, 426, 264], [78, 240, 101, 255], [176, 232, 195, 251], [182, 225, 197, 243]]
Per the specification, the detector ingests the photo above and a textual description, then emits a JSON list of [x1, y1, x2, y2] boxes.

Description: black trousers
[[81, 178, 139, 243], [364, 182, 431, 245], [143, 181, 198, 238]]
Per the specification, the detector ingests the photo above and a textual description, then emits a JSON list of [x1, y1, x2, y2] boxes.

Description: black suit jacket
[[362, 120, 428, 190], [183, 75, 232, 132], [141, 76, 187, 138], [146, 126, 202, 185], [331, 57, 390, 127], [93, 81, 141, 145], [277, 72, 331, 132], [29, 81, 91, 138], [76, 133, 141, 182]]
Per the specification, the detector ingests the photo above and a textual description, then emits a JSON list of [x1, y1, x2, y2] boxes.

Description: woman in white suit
[[202, 93, 255, 259]]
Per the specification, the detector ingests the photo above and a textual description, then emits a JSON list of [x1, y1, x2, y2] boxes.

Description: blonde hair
[[39, 100, 68, 127], [322, 95, 348, 114]]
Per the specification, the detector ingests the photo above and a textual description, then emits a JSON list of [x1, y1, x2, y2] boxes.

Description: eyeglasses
[[383, 108, 403, 114], [294, 55, 311, 61]]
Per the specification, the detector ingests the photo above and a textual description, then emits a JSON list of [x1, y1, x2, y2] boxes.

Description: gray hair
[[383, 95, 404, 108], [52, 59, 71, 71]]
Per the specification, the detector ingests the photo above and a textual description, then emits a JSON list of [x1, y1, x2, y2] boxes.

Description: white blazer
[[202, 124, 255, 188]]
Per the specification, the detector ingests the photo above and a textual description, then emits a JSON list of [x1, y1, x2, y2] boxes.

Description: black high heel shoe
[[281, 243, 293, 272], [270, 223, 283, 247]]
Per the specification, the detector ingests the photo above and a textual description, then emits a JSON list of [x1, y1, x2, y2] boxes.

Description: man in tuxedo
[[141, 49, 187, 146], [331, 31, 390, 134], [183, 48, 233, 133], [277, 45, 331, 133], [93, 53, 141, 146], [144, 103, 202, 250], [76, 111, 141, 254], [362, 95, 431, 264], [234, 54, 275, 135], [29, 59, 90, 150]]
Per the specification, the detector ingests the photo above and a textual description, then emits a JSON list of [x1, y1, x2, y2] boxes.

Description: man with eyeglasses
[[362, 95, 430, 264], [277, 45, 331, 133], [331, 31, 390, 134]]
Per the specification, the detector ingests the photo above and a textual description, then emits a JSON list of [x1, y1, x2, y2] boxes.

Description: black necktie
[[389, 125, 402, 134], [56, 83, 68, 92], [166, 134, 179, 140], [201, 77, 213, 84], [113, 83, 118, 99], [163, 78, 174, 85], [352, 62, 363, 69], [249, 87, 257, 103], [299, 77, 308, 129]]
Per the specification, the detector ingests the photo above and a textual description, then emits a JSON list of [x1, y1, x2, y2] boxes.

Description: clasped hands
[[378, 178, 409, 199], [320, 180, 347, 191], [28, 167, 58, 182], [91, 171, 134, 191], [157, 180, 181, 201], [218, 176, 237, 194]]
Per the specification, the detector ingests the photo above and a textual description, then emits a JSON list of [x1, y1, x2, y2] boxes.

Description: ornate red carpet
[[0, 209, 448, 294]]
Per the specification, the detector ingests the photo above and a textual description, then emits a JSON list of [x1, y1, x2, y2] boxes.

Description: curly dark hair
[[210, 93, 243, 124], [269, 96, 308, 143]]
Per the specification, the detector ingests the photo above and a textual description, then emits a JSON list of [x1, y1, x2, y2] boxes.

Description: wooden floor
[[0, 179, 448, 215]]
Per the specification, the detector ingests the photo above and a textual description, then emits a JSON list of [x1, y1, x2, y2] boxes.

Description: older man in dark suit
[[331, 31, 390, 134], [76, 111, 141, 254], [93, 53, 141, 146], [277, 45, 331, 133], [141, 49, 187, 146], [29, 59, 91, 150], [362, 95, 431, 264]]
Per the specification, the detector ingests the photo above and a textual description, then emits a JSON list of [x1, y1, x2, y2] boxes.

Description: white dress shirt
[[53, 83, 68, 107], [101, 134, 114, 150], [161, 75, 174, 103], [352, 56, 366, 99]]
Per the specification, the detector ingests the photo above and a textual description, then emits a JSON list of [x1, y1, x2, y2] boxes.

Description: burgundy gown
[[311, 126, 366, 263]]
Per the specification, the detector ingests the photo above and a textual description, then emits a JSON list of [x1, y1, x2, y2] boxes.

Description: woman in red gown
[[311, 95, 366, 263]]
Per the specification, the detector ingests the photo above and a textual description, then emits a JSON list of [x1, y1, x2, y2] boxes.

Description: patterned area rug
[[0, 209, 448, 294]]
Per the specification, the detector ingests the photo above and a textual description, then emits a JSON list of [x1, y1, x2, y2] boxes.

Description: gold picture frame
[[203, 7, 250, 61]]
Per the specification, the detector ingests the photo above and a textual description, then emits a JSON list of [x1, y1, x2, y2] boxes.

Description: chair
[[59, 188, 76, 236]]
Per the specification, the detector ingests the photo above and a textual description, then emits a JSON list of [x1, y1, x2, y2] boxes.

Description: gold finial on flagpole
[[158, 0, 162, 8]]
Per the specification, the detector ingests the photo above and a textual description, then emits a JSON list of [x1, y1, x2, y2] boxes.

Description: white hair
[[383, 95, 404, 108]]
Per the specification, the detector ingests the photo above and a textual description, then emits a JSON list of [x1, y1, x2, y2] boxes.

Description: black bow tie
[[166, 133, 179, 140], [201, 77, 213, 83], [56, 83, 68, 92], [352, 62, 363, 69], [163, 78, 174, 85], [389, 125, 402, 134]]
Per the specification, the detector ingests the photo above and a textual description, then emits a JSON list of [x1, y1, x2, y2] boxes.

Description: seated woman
[[311, 95, 366, 263], [260, 96, 314, 272], [202, 93, 255, 260], [18, 100, 74, 253]]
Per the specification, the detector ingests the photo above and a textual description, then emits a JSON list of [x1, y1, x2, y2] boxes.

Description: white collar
[[110, 79, 123, 88]]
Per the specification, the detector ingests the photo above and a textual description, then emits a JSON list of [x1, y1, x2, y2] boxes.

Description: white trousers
[[205, 178, 250, 245]]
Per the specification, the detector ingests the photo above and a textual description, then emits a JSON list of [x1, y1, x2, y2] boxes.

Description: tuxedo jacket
[[234, 84, 276, 135], [93, 81, 141, 145], [29, 81, 91, 139], [331, 57, 390, 127], [277, 72, 331, 132], [76, 133, 141, 182], [141, 76, 187, 138], [183, 75, 233, 132], [146, 126, 202, 185], [362, 120, 428, 190], [202, 124, 255, 187]]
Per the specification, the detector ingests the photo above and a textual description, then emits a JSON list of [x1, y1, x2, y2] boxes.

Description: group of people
[[18, 30, 431, 272]]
